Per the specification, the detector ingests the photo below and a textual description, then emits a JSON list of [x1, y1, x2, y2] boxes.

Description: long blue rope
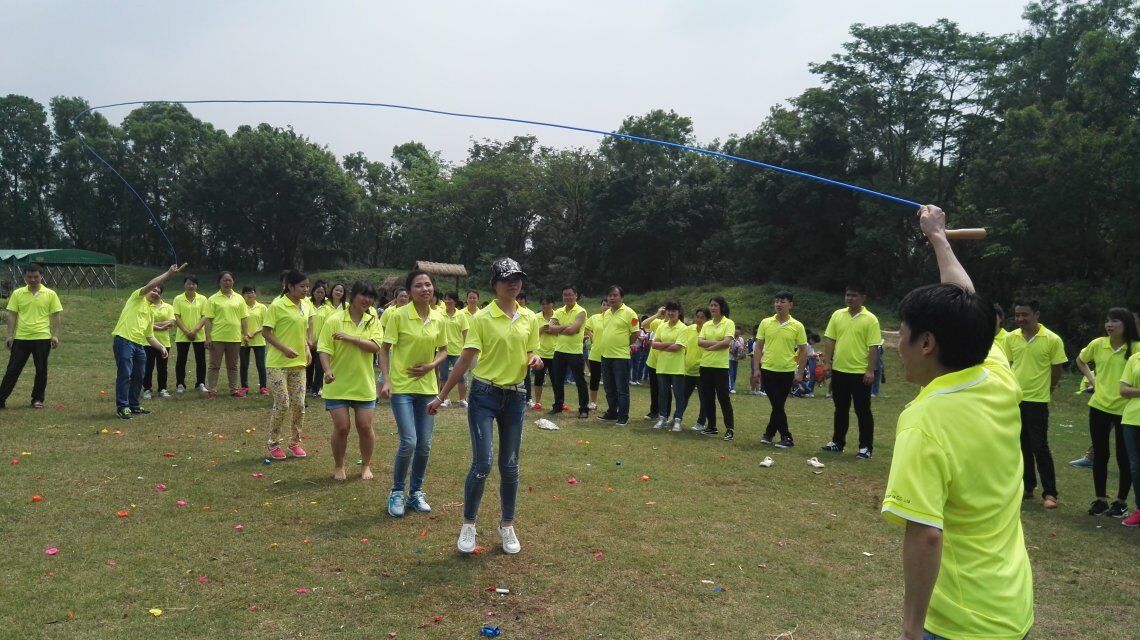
[[73, 99, 922, 263]]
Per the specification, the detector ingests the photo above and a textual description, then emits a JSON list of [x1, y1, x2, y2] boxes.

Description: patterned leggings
[[267, 367, 306, 445]]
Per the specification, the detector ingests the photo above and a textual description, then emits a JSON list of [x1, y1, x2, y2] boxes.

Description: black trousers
[[762, 369, 795, 440], [1089, 406, 1129, 501], [144, 346, 169, 392], [588, 359, 602, 391], [551, 352, 588, 412], [240, 345, 267, 390], [698, 366, 734, 431], [0, 338, 51, 404], [646, 366, 659, 416], [830, 371, 874, 451], [175, 341, 206, 387], [307, 346, 325, 393], [1020, 401, 1058, 498], [533, 357, 555, 386]]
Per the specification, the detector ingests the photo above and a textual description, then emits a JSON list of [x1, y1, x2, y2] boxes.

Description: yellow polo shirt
[[111, 289, 156, 346], [466, 301, 540, 387], [6, 285, 62, 340], [152, 300, 175, 348], [1120, 353, 1140, 426], [1003, 325, 1067, 403], [384, 304, 446, 395], [440, 308, 470, 357], [698, 317, 736, 368], [1080, 338, 1140, 415], [245, 302, 268, 347], [205, 291, 249, 343], [653, 319, 688, 376], [311, 302, 334, 344], [597, 304, 640, 360], [757, 315, 807, 373], [172, 292, 206, 343], [882, 364, 1033, 640], [553, 304, 587, 355], [645, 318, 664, 369], [683, 324, 703, 376], [584, 314, 603, 362], [263, 295, 309, 369], [985, 339, 1021, 399], [535, 311, 558, 359], [824, 307, 882, 374], [318, 309, 383, 401]]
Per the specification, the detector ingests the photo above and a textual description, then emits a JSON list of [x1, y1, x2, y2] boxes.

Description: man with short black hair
[[821, 284, 882, 458], [1, 264, 63, 410], [548, 285, 589, 418], [752, 291, 807, 448]]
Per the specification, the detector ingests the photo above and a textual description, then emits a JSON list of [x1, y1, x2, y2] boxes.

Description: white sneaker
[[807, 457, 826, 468], [671, 419, 682, 432], [440, 399, 451, 408], [142, 390, 152, 400], [176, 384, 186, 394], [587, 401, 597, 410], [159, 389, 171, 398], [498, 525, 521, 555], [459, 400, 469, 408], [653, 418, 666, 430], [457, 523, 477, 553], [196, 384, 208, 393], [729, 389, 736, 394], [691, 421, 706, 432]]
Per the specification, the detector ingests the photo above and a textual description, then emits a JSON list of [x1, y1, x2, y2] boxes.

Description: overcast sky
[[5, 1, 1031, 165]]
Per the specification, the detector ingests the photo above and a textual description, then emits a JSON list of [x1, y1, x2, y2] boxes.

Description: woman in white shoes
[[429, 258, 542, 555]]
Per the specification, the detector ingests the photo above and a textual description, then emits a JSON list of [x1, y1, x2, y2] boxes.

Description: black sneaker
[[774, 437, 795, 449], [548, 407, 564, 416], [1088, 499, 1110, 516], [643, 413, 655, 421], [1107, 501, 1129, 518], [616, 417, 629, 426], [722, 430, 734, 441], [598, 412, 617, 421], [577, 410, 589, 419], [116, 407, 133, 420], [130, 407, 152, 416], [820, 442, 843, 452], [700, 426, 719, 436], [760, 435, 774, 445], [855, 447, 872, 460]]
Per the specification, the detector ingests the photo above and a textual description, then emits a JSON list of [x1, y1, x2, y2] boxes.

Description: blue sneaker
[[387, 491, 406, 517], [408, 491, 432, 513]]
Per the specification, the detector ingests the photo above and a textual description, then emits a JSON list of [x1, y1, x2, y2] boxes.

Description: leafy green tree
[[0, 94, 54, 246]]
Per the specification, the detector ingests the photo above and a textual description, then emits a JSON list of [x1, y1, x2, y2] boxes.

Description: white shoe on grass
[[458, 523, 477, 553], [498, 525, 521, 554]]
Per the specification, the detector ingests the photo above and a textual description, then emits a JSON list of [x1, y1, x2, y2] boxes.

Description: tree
[[0, 95, 54, 246]]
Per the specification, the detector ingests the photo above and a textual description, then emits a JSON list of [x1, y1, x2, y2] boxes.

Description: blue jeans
[[390, 394, 435, 493], [438, 353, 460, 386], [601, 357, 631, 420], [464, 380, 526, 522], [657, 373, 688, 420], [729, 360, 739, 391], [1122, 424, 1140, 510], [872, 345, 884, 395], [113, 335, 147, 410]]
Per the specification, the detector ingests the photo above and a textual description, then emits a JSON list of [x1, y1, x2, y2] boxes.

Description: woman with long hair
[[429, 258, 541, 555], [1075, 307, 1140, 518], [379, 271, 447, 517], [262, 270, 312, 460], [328, 282, 347, 311], [204, 271, 249, 399], [697, 296, 736, 439], [319, 281, 383, 481], [307, 280, 331, 396], [240, 286, 268, 395]]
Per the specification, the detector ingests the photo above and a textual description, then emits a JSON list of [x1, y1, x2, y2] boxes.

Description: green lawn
[[0, 286, 1135, 639]]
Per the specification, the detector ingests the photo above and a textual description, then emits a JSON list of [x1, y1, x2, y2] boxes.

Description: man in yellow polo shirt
[[752, 291, 808, 448], [882, 205, 1033, 640], [111, 264, 186, 419], [1003, 298, 1067, 509], [1, 264, 63, 410], [548, 285, 589, 418], [821, 284, 882, 458], [596, 285, 639, 426]]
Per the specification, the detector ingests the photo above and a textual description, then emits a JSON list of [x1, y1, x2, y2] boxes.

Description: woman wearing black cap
[[429, 258, 542, 555]]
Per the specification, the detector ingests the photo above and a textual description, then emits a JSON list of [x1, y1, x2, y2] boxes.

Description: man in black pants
[[1, 264, 63, 410], [752, 291, 808, 448], [820, 285, 881, 459], [548, 286, 589, 419]]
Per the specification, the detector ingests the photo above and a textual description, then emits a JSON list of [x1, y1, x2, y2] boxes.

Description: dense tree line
[[1, 1, 1137, 342]]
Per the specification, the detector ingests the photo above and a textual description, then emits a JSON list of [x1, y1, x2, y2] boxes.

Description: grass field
[[1, 280, 1136, 639]]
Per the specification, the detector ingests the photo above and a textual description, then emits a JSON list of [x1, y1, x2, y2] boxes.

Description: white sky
[[5, 0, 1031, 165]]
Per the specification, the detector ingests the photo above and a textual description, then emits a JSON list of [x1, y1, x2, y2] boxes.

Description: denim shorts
[[324, 398, 378, 410]]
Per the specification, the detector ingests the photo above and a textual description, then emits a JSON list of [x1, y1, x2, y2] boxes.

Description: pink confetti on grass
[[154, 483, 167, 491], [176, 500, 187, 507], [294, 588, 309, 594], [197, 576, 208, 584], [594, 551, 605, 559], [45, 547, 59, 556], [234, 524, 245, 532], [566, 477, 579, 485], [250, 473, 265, 478]]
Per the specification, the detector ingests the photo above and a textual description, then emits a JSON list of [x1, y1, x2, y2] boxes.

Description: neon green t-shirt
[[1120, 353, 1140, 427], [535, 310, 558, 359], [111, 288, 156, 346], [384, 304, 446, 395], [683, 324, 703, 376], [645, 318, 664, 369], [584, 314, 603, 363], [205, 291, 249, 343], [318, 309, 383, 402], [824, 307, 882, 374], [698, 317, 735, 369], [245, 302, 268, 347], [152, 300, 175, 348], [596, 304, 639, 360], [1079, 337, 1140, 415], [553, 303, 587, 355], [311, 302, 333, 345], [6, 285, 62, 340], [263, 295, 309, 369], [882, 364, 1034, 639], [757, 315, 807, 373], [440, 307, 470, 357], [466, 301, 540, 387], [1002, 325, 1067, 403], [653, 319, 688, 376], [172, 292, 207, 343]]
